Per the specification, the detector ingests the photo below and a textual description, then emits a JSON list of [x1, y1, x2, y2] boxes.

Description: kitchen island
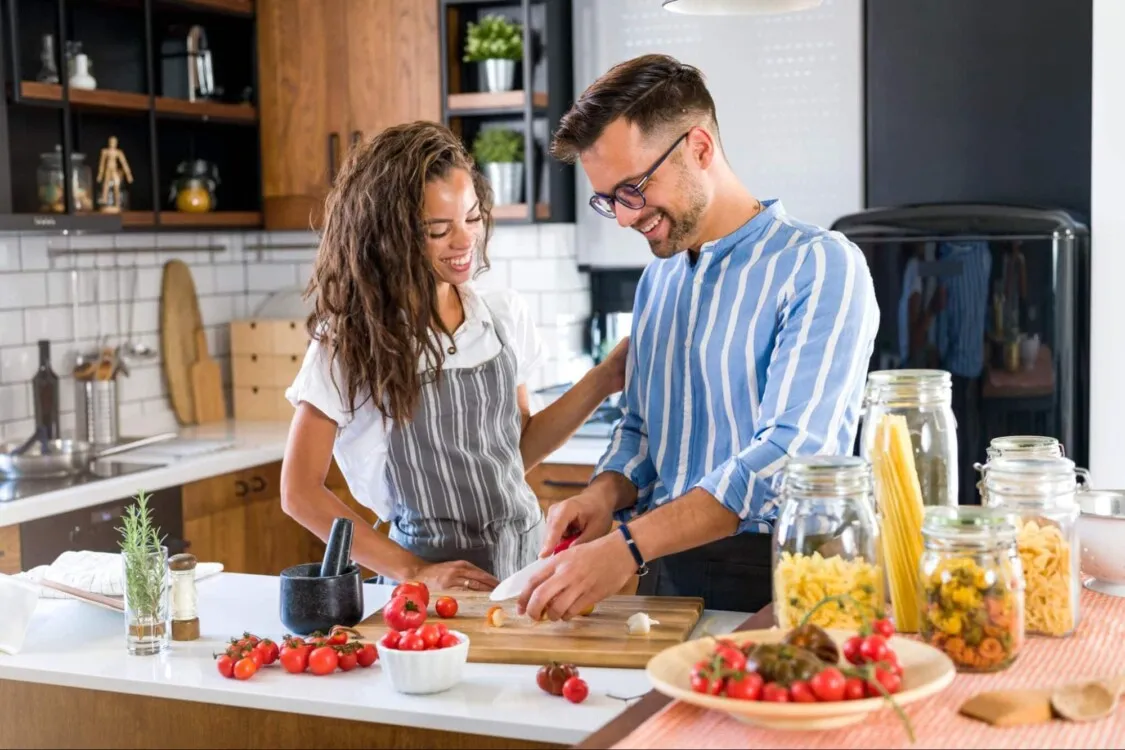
[[0, 573, 747, 749]]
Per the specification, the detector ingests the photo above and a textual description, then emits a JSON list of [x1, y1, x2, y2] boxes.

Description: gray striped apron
[[379, 308, 544, 583]]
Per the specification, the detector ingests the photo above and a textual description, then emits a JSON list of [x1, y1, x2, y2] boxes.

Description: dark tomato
[[760, 682, 790, 703], [356, 643, 378, 667], [215, 654, 235, 678], [379, 630, 401, 650], [859, 635, 889, 664], [789, 680, 817, 703], [562, 676, 589, 704], [873, 618, 896, 639], [714, 644, 747, 672], [308, 646, 339, 675], [337, 650, 359, 672], [417, 624, 443, 650], [234, 656, 258, 680], [842, 635, 865, 665], [808, 667, 847, 702], [843, 677, 867, 701], [438, 633, 461, 649], [399, 633, 426, 651], [724, 672, 763, 701], [435, 596, 459, 619], [280, 645, 310, 674]]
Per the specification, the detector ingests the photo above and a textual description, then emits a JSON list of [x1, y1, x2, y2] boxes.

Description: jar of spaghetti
[[982, 456, 1081, 637]]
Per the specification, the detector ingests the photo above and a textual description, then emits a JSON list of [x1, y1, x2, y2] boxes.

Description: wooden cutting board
[[190, 329, 226, 423], [160, 261, 204, 425], [356, 591, 705, 669]]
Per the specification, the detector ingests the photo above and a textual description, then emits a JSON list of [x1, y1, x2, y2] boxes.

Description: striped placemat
[[614, 588, 1125, 749]]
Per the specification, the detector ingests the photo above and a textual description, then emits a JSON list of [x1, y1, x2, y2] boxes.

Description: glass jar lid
[[922, 505, 1018, 545], [39, 146, 86, 165], [782, 455, 871, 497], [986, 435, 1063, 459], [865, 369, 952, 406], [981, 456, 1078, 502]]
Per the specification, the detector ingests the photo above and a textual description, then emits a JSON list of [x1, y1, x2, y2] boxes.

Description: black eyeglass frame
[[588, 131, 690, 219]]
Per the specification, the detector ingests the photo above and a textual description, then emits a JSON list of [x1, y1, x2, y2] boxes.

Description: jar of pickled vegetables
[[982, 456, 1081, 638], [920, 506, 1025, 672], [861, 370, 958, 509], [773, 456, 885, 631]]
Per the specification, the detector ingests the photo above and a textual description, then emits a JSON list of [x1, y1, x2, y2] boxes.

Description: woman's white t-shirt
[[284, 286, 545, 521]]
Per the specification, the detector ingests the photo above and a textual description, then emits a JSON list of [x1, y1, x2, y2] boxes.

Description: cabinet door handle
[[235, 480, 250, 498], [327, 132, 340, 184], [250, 475, 266, 493], [351, 130, 362, 148]]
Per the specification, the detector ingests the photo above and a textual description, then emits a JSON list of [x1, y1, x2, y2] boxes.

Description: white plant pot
[[478, 58, 517, 93], [484, 161, 524, 205]]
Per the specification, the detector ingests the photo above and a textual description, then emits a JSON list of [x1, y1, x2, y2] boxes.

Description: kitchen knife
[[489, 533, 579, 602]]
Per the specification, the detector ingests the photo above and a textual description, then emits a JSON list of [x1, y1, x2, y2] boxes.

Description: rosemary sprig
[[116, 490, 167, 618]]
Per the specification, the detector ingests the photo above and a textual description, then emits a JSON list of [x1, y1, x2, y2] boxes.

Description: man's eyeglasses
[[588, 132, 689, 219]]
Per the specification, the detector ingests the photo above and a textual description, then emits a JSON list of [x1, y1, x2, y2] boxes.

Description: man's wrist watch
[[618, 523, 649, 576]]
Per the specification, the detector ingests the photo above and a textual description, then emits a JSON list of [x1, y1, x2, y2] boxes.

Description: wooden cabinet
[[257, 0, 440, 230], [527, 463, 595, 517], [0, 524, 21, 575]]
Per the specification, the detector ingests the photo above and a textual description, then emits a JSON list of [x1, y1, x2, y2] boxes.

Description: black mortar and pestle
[[279, 517, 364, 635]]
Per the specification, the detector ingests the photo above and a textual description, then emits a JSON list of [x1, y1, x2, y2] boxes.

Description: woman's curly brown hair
[[304, 120, 494, 426]]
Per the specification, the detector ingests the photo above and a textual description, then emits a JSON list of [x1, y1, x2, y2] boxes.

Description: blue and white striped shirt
[[594, 200, 880, 534]]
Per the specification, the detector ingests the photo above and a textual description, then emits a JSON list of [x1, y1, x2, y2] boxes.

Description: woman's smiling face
[[424, 167, 485, 286]]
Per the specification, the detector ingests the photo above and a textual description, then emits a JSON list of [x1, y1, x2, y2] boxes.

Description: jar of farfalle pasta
[[982, 456, 1082, 638]]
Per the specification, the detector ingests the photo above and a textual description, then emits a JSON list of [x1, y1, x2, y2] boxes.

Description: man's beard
[[648, 187, 707, 259]]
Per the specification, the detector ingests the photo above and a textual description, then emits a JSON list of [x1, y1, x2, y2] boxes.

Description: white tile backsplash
[[0, 224, 589, 435]]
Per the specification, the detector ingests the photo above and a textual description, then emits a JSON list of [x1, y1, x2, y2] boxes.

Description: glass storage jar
[[976, 436, 1090, 504], [773, 456, 885, 631], [920, 506, 1025, 673], [169, 159, 219, 213], [861, 369, 958, 508], [981, 456, 1081, 638], [37, 146, 94, 213]]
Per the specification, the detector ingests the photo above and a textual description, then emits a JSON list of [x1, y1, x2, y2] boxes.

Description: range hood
[[662, 0, 823, 14]]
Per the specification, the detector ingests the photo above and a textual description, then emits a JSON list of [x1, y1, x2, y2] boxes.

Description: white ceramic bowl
[[1078, 490, 1125, 593], [379, 630, 470, 694]]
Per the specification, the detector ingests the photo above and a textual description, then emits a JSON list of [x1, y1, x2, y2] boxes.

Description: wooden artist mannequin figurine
[[97, 136, 133, 213]]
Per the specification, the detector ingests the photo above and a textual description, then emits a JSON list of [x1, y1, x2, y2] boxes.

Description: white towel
[[16, 550, 224, 599]]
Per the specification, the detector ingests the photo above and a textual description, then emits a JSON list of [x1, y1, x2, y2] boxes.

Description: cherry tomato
[[884, 651, 904, 678], [808, 667, 847, 702], [383, 593, 427, 631], [399, 633, 426, 651], [356, 643, 378, 667], [280, 645, 310, 674], [391, 581, 430, 608], [789, 680, 817, 703], [247, 648, 265, 668], [254, 640, 279, 666], [379, 630, 401, 650], [327, 631, 349, 646], [724, 672, 763, 701], [434, 623, 449, 637], [865, 667, 902, 697], [417, 624, 443, 650], [842, 635, 865, 665], [308, 646, 339, 675], [438, 632, 461, 649], [337, 650, 359, 672], [843, 677, 867, 700], [234, 656, 257, 680], [689, 659, 725, 695], [562, 676, 589, 704], [859, 634, 889, 664], [873, 618, 896, 639], [714, 643, 747, 672], [435, 596, 459, 619], [761, 682, 790, 702], [537, 662, 580, 696], [215, 654, 235, 678]]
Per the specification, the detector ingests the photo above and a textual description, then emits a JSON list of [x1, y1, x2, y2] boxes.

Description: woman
[[281, 121, 625, 591]]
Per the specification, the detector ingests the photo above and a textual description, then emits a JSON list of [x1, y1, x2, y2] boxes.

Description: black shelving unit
[[439, 0, 574, 225], [0, 0, 260, 232]]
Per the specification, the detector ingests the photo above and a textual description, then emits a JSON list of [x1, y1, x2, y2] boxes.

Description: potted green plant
[[118, 490, 171, 655], [463, 14, 523, 93], [472, 128, 525, 206]]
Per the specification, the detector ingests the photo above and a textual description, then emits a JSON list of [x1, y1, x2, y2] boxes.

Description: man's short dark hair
[[550, 53, 719, 164]]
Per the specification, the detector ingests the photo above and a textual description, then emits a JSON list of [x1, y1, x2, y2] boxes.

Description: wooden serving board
[[160, 261, 204, 425], [356, 591, 705, 669]]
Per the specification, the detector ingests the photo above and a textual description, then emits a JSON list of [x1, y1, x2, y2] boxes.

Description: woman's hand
[[410, 560, 500, 591], [594, 336, 630, 396]]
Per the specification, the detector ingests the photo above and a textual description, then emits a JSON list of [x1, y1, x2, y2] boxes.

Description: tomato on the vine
[[789, 680, 817, 703], [435, 596, 458, 619], [724, 672, 763, 701], [873, 618, 896, 639], [884, 651, 904, 678], [859, 634, 889, 664], [356, 643, 378, 667], [842, 635, 864, 665], [254, 639, 279, 666], [761, 682, 790, 702], [690, 659, 725, 696], [843, 677, 867, 700], [308, 646, 339, 675], [247, 648, 265, 668], [234, 656, 258, 680], [280, 645, 309, 673], [327, 631, 349, 646], [808, 667, 846, 702], [384, 593, 427, 631], [562, 676, 589, 704], [215, 654, 235, 678], [337, 650, 359, 672], [714, 643, 747, 672], [865, 667, 902, 697]]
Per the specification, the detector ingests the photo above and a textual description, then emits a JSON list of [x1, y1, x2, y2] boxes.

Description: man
[[518, 54, 880, 619]]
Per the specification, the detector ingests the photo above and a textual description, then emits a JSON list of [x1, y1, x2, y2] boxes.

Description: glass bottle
[[31, 340, 60, 440], [169, 553, 200, 641], [861, 369, 958, 508], [920, 506, 1024, 673], [982, 456, 1081, 638], [772, 456, 884, 631]]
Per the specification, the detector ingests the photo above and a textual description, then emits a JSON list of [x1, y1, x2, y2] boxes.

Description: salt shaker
[[168, 553, 200, 641]]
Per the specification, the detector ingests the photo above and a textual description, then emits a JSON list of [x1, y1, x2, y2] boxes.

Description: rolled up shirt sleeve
[[695, 237, 879, 533]]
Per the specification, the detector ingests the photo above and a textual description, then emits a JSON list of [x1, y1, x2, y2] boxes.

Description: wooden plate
[[646, 627, 956, 731]]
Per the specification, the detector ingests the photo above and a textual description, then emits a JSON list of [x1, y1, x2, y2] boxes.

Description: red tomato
[[690, 659, 725, 695], [808, 667, 846, 702], [254, 640, 279, 666], [357, 643, 378, 667], [761, 682, 790, 703], [866, 667, 902, 697], [379, 630, 401, 650], [384, 594, 427, 631], [391, 581, 430, 608], [723, 672, 763, 701], [337, 650, 359, 672], [399, 633, 426, 651], [789, 680, 817, 703], [842, 635, 864, 665], [434, 623, 449, 637], [562, 676, 589, 704], [884, 651, 904, 678], [435, 596, 459, 619], [308, 646, 339, 675], [859, 635, 889, 664], [438, 632, 461, 649], [215, 654, 235, 678], [873, 618, 896, 639], [714, 644, 747, 672], [234, 656, 258, 680], [843, 677, 867, 701], [417, 624, 443, 650], [280, 645, 310, 674], [247, 648, 265, 668], [327, 631, 349, 646]]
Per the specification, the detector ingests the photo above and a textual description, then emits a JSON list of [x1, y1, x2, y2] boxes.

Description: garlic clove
[[626, 612, 660, 635]]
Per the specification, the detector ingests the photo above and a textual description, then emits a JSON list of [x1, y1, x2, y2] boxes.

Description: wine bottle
[[32, 339, 60, 440]]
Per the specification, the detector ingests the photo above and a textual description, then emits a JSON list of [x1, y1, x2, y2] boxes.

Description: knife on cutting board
[[490, 532, 579, 602]]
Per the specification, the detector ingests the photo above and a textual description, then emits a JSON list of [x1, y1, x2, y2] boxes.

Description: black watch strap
[[618, 523, 649, 576]]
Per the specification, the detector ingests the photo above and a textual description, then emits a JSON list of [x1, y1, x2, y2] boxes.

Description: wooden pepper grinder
[[168, 553, 200, 641]]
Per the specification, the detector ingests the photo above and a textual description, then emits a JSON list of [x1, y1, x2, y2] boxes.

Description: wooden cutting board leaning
[[190, 329, 226, 423], [356, 591, 705, 669], [160, 260, 205, 425]]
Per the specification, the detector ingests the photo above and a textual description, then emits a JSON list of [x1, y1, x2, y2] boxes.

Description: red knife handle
[[553, 533, 579, 555]]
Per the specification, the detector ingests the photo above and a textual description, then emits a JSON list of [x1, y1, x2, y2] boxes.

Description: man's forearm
[[626, 488, 740, 562], [590, 470, 640, 512]]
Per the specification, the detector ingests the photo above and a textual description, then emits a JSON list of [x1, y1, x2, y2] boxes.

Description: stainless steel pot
[[484, 161, 524, 205], [0, 432, 177, 480]]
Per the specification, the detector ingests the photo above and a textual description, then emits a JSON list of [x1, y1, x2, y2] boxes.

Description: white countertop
[[0, 573, 748, 745]]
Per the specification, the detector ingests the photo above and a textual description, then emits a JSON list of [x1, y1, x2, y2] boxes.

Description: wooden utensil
[[35, 578, 125, 612], [189, 329, 226, 423], [160, 260, 204, 425], [357, 591, 704, 669], [1051, 674, 1125, 723], [960, 673, 1125, 726]]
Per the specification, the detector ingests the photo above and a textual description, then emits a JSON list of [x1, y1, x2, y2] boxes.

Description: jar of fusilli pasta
[[773, 456, 885, 631], [982, 456, 1082, 638]]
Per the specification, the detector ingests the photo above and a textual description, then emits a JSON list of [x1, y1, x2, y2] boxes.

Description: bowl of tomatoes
[[377, 625, 469, 695]]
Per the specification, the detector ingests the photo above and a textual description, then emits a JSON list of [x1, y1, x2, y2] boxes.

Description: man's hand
[[518, 529, 636, 621], [538, 487, 616, 558]]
